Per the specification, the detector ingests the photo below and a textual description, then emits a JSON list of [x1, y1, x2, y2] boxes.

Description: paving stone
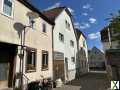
[[52, 72, 110, 90]]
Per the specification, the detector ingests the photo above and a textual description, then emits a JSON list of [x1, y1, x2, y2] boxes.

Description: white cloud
[[68, 7, 74, 15], [83, 4, 91, 9], [82, 4, 93, 11], [88, 32, 100, 39], [45, 2, 61, 10], [82, 12, 88, 16], [79, 23, 90, 29], [89, 8, 93, 11], [89, 18, 97, 24], [74, 22, 80, 29]]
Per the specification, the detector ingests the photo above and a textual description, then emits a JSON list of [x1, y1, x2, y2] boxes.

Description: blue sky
[[29, 0, 120, 50]]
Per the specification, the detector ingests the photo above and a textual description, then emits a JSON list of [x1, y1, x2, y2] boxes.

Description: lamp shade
[[26, 11, 39, 19]]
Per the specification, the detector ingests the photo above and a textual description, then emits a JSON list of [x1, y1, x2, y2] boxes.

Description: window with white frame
[[83, 40, 86, 47], [3, 0, 13, 16], [59, 33, 64, 42], [42, 23, 46, 33], [26, 48, 36, 72], [70, 40, 74, 47], [71, 57, 75, 63], [42, 50, 49, 70], [65, 20, 70, 30]]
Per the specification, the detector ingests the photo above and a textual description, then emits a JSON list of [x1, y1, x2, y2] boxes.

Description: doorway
[[54, 60, 65, 81], [0, 43, 17, 88], [65, 57, 68, 80]]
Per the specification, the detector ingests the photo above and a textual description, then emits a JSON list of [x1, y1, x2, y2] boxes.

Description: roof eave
[[17, 0, 55, 25]]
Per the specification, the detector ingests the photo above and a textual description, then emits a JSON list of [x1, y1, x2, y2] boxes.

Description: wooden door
[[54, 60, 65, 81]]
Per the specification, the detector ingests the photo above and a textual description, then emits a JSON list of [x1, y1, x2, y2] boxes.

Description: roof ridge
[[43, 6, 66, 12]]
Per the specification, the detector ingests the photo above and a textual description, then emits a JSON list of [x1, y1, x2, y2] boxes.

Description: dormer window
[[3, 0, 13, 16]]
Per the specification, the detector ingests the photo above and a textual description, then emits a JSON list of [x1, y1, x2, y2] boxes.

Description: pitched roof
[[43, 7, 72, 21], [92, 47, 104, 55], [75, 29, 82, 40], [43, 7, 77, 42], [75, 28, 87, 40], [17, 0, 54, 25]]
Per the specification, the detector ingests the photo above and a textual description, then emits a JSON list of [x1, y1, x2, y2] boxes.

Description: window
[[29, 16, 35, 29], [42, 23, 46, 33], [3, 0, 13, 16], [71, 57, 75, 63], [59, 33, 64, 42], [83, 40, 86, 47], [26, 49, 36, 72], [70, 40, 74, 47], [65, 20, 70, 30], [42, 50, 49, 70]]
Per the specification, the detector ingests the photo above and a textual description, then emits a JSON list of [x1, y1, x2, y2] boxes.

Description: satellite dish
[[26, 11, 39, 19]]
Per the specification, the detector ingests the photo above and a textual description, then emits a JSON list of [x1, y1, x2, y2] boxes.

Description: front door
[[54, 60, 65, 81], [0, 49, 10, 88], [0, 43, 16, 88]]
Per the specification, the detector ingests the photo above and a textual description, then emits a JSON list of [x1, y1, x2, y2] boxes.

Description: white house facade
[[43, 7, 78, 82]]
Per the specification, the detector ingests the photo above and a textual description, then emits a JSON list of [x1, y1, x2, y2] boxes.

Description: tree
[[108, 11, 120, 48]]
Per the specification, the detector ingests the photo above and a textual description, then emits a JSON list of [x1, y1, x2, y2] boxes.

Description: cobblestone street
[[52, 71, 110, 90]]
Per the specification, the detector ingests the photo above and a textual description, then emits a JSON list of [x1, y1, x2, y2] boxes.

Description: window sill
[[0, 12, 13, 20], [41, 68, 48, 71], [60, 41, 64, 43], [42, 32, 48, 36], [66, 28, 71, 31], [26, 69, 36, 73]]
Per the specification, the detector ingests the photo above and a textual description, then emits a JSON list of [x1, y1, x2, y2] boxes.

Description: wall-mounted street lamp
[[14, 11, 39, 89]]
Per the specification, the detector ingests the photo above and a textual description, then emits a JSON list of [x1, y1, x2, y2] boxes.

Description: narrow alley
[[53, 71, 110, 90]]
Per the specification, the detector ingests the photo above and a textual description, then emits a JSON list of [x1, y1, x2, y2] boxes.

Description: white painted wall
[[53, 10, 77, 81]]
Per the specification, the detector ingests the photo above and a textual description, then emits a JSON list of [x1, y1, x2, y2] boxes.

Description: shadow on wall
[[14, 22, 25, 38]]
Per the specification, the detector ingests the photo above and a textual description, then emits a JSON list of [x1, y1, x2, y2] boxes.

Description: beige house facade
[[0, 0, 54, 89], [76, 29, 89, 76]]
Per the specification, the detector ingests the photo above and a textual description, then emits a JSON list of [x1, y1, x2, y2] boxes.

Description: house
[[0, 0, 54, 89], [76, 29, 89, 76], [100, 26, 120, 80], [88, 47, 106, 71], [43, 7, 78, 82]]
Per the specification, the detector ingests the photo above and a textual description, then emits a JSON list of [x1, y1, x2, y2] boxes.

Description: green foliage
[[109, 11, 120, 29], [108, 11, 120, 47], [109, 11, 120, 48]]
